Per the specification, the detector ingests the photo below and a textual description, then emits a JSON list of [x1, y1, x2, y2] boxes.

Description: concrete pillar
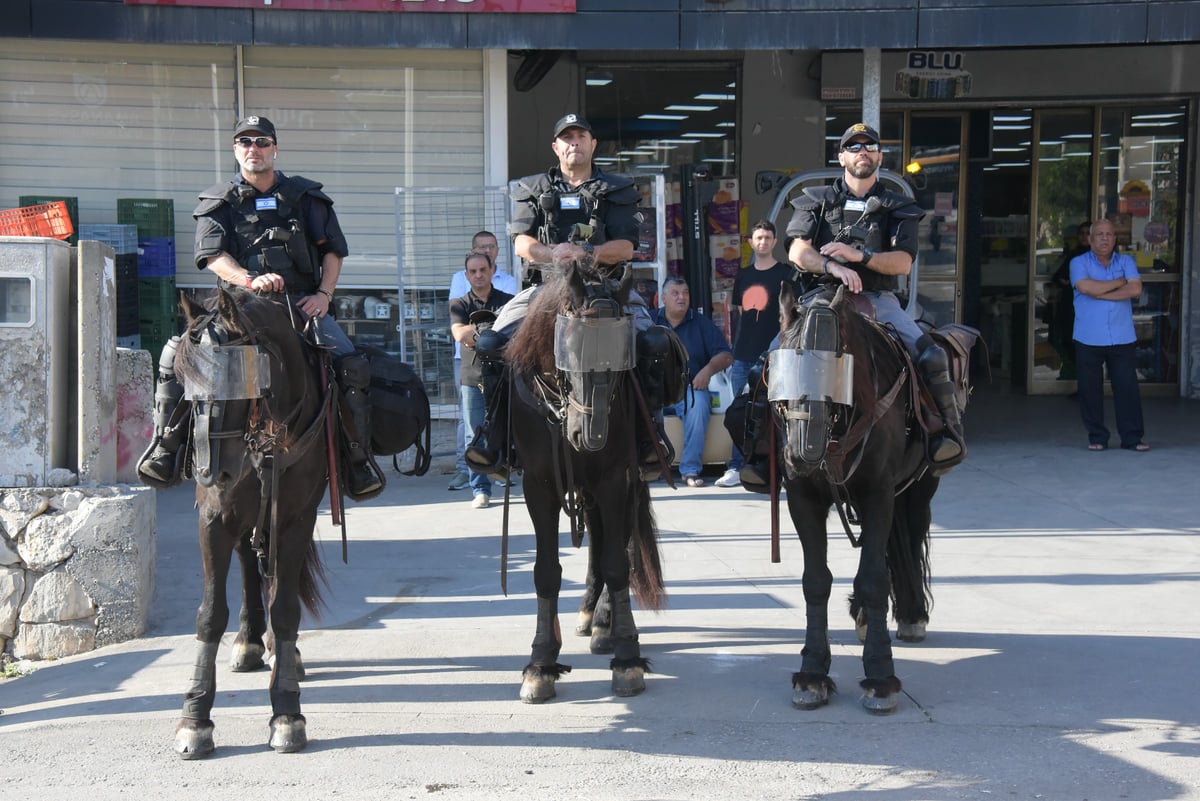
[[76, 241, 118, 484], [862, 48, 881, 131]]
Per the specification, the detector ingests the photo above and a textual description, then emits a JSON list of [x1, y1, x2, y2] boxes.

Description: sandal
[[1087, 443, 1107, 451], [685, 475, 706, 487], [1121, 442, 1151, 452]]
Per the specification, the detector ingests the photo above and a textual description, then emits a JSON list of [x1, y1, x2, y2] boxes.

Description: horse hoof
[[174, 721, 215, 760], [792, 686, 829, 710], [896, 621, 927, 643], [230, 642, 266, 672], [574, 610, 593, 636], [612, 666, 646, 697], [861, 691, 900, 714], [520, 675, 557, 704], [589, 627, 614, 655], [268, 714, 308, 753]]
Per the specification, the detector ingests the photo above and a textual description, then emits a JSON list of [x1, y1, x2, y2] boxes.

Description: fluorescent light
[[993, 146, 1027, 152], [666, 104, 718, 112], [681, 132, 725, 138], [995, 124, 1031, 130], [1064, 151, 1091, 157], [703, 157, 736, 164], [1061, 133, 1092, 139], [994, 114, 1031, 122], [585, 78, 612, 87], [1131, 111, 1184, 120], [656, 139, 698, 145], [716, 122, 736, 128], [695, 93, 736, 101], [639, 113, 688, 121], [1131, 121, 1177, 127]]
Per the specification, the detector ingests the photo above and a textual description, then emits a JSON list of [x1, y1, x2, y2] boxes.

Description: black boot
[[737, 356, 773, 493], [137, 336, 189, 488], [464, 328, 512, 480], [917, 343, 966, 473], [336, 352, 385, 499]]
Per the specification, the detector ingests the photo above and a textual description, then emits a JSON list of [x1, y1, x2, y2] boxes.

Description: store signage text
[[123, 0, 576, 12]]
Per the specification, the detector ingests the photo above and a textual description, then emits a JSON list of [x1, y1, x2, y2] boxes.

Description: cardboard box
[[712, 178, 739, 204], [710, 234, 743, 278], [707, 201, 740, 235]]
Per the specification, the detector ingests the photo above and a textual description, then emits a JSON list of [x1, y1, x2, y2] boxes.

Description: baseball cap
[[553, 113, 593, 139], [839, 122, 880, 149], [233, 115, 277, 142]]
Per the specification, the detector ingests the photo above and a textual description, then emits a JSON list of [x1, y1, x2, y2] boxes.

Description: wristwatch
[[860, 247, 874, 266]]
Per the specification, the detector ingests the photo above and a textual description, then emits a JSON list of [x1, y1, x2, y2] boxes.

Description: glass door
[[907, 113, 965, 326]]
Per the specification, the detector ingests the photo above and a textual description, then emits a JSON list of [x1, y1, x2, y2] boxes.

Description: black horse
[[171, 287, 330, 757], [772, 281, 945, 714], [503, 258, 666, 703]]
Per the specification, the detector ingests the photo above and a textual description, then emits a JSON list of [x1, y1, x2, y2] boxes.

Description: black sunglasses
[[234, 136, 275, 149], [842, 142, 880, 153]]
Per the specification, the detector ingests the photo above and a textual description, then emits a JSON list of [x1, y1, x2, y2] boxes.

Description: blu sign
[[895, 51, 972, 100]]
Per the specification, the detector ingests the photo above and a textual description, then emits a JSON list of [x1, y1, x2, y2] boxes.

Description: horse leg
[[174, 507, 236, 759], [521, 479, 569, 704], [853, 493, 903, 715], [265, 517, 314, 753], [230, 532, 267, 672], [588, 585, 614, 655], [891, 473, 938, 643], [786, 487, 836, 710], [598, 500, 647, 698]]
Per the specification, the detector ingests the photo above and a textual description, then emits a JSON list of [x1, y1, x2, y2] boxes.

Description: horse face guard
[[552, 263, 636, 452], [771, 286, 855, 476]]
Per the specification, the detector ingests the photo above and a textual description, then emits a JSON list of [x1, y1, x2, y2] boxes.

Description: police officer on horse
[[465, 113, 682, 480], [137, 115, 383, 498]]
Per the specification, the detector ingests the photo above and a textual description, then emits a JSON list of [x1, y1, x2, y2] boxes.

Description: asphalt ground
[[1, 384, 1198, 801]]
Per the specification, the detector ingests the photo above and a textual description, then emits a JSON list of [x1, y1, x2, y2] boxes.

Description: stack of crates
[[118, 198, 176, 366], [19, 195, 79, 245], [78, 223, 140, 346]]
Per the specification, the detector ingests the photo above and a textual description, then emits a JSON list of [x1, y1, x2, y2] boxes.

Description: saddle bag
[[362, 346, 431, 475]]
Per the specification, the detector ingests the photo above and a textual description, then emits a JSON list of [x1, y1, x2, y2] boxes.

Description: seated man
[[653, 277, 733, 486]]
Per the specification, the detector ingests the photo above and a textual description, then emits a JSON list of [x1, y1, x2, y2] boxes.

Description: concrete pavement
[[1, 385, 1198, 800]]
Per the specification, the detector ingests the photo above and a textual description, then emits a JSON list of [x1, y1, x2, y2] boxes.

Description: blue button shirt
[[1069, 250, 1139, 346], [652, 307, 731, 377]]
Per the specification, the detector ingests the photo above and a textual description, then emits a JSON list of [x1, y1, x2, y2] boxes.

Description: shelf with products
[[335, 287, 457, 406]]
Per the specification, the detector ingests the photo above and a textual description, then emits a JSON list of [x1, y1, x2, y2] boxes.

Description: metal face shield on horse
[[770, 301, 854, 466], [553, 303, 636, 452]]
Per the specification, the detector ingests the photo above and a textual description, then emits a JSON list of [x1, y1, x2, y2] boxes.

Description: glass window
[[582, 63, 738, 177], [0, 277, 33, 325]]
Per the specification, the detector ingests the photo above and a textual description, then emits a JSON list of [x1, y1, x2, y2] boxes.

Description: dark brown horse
[[772, 282, 940, 714], [504, 258, 665, 703], [172, 287, 329, 757]]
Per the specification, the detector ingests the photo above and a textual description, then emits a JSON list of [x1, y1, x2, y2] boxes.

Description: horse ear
[[566, 260, 586, 308], [779, 280, 797, 330], [180, 290, 205, 327], [616, 263, 633, 306], [215, 286, 248, 334]]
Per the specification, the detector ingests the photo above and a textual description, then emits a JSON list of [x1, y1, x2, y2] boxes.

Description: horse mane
[[505, 275, 563, 377]]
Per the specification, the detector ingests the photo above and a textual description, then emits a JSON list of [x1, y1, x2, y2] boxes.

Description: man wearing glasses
[[781, 122, 965, 474], [138, 115, 384, 498]]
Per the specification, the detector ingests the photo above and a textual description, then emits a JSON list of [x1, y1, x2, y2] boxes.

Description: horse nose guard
[[554, 301, 635, 452], [769, 303, 854, 464]]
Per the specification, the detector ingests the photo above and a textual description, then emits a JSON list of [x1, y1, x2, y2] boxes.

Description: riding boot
[[738, 355, 773, 493], [465, 329, 512, 479], [336, 351, 385, 499], [917, 343, 966, 473], [137, 336, 190, 489]]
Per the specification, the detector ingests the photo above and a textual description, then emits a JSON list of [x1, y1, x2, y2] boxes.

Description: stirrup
[[137, 443, 184, 489], [928, 435, 965, 476]]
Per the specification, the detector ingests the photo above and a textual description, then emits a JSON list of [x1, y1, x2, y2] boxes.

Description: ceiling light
[[994, 114, 1031, 121], [716, 122, 735, 128], [586, 78, 612, 87], [666, 104, 718, 112], [695, 94, 735, 101], [681, 132, 725, 138], [639, 113, 688, 121], [995, 124, 1030, 130]]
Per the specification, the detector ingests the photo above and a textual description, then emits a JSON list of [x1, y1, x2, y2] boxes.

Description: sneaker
[[714, 468, 741, 488], [447, 471, 470, 491], [685, 475, 705, 488], [472, 493, 491, 509]]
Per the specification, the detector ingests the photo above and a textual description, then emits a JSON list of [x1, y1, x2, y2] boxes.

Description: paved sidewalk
[[1, 387, 1198, 800]]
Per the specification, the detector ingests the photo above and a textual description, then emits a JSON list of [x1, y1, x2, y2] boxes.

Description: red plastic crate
[[0, 201, 75, 240]]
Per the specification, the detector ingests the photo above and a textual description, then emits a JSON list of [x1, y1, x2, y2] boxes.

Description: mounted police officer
[[777, 122, 965, 476], [137, 115, 384, 498], [465, 113, 682, 480]]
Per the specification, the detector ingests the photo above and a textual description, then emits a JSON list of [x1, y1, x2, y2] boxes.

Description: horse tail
[[886, 477, 935, 625], [629, 479, 666, 611], [297, 539, 328, 620]]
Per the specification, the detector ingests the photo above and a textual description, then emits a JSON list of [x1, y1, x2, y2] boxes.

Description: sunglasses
[[234, 136, 275, 149], [842, 142, 880, 153]]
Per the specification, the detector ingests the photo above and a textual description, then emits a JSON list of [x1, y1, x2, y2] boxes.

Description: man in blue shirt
[[653, 277, 733, 486], [1070, 218, 1149, 451]]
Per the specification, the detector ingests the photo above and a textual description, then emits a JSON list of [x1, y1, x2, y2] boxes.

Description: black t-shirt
[[450, 288, 514, 387], [731, 262, 797, 362]]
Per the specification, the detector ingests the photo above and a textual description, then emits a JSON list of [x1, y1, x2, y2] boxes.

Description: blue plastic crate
[[137, 237, 176, 277], [79, 223, 139, 255]]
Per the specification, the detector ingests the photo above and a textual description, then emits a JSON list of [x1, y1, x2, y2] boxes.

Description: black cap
[[839, 122, 880, 149], [233, 115, 277, 142], [552, 113, 593, 139]]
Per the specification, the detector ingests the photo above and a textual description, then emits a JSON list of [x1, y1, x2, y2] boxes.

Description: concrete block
[[13, 618, 96, 660], [0, 534, 18, 566], [0, 566, 25, 638], [18, 511, 77, 572], [0, 491, 50, 539], [116, 348, 154, 484], [77, 241, 118, 484], [20, 567, 94, 623]]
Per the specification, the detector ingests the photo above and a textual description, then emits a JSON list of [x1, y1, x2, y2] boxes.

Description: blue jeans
[[1075, 341, 1144, 447], [668, 387, 713, 478], [726, 358, 754, 470], [453, 358, 467, 474], [460, 385, 491, 496]]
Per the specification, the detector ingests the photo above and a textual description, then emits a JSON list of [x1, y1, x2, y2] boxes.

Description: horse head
[[556, 258, 635, 453], [772, 281, 857, 478]]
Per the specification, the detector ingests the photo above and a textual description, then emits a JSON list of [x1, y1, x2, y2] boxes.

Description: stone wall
[[0, 485, 156, 661]]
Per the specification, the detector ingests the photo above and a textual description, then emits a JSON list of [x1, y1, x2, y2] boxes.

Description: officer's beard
[[846, 159, 879, 180]]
